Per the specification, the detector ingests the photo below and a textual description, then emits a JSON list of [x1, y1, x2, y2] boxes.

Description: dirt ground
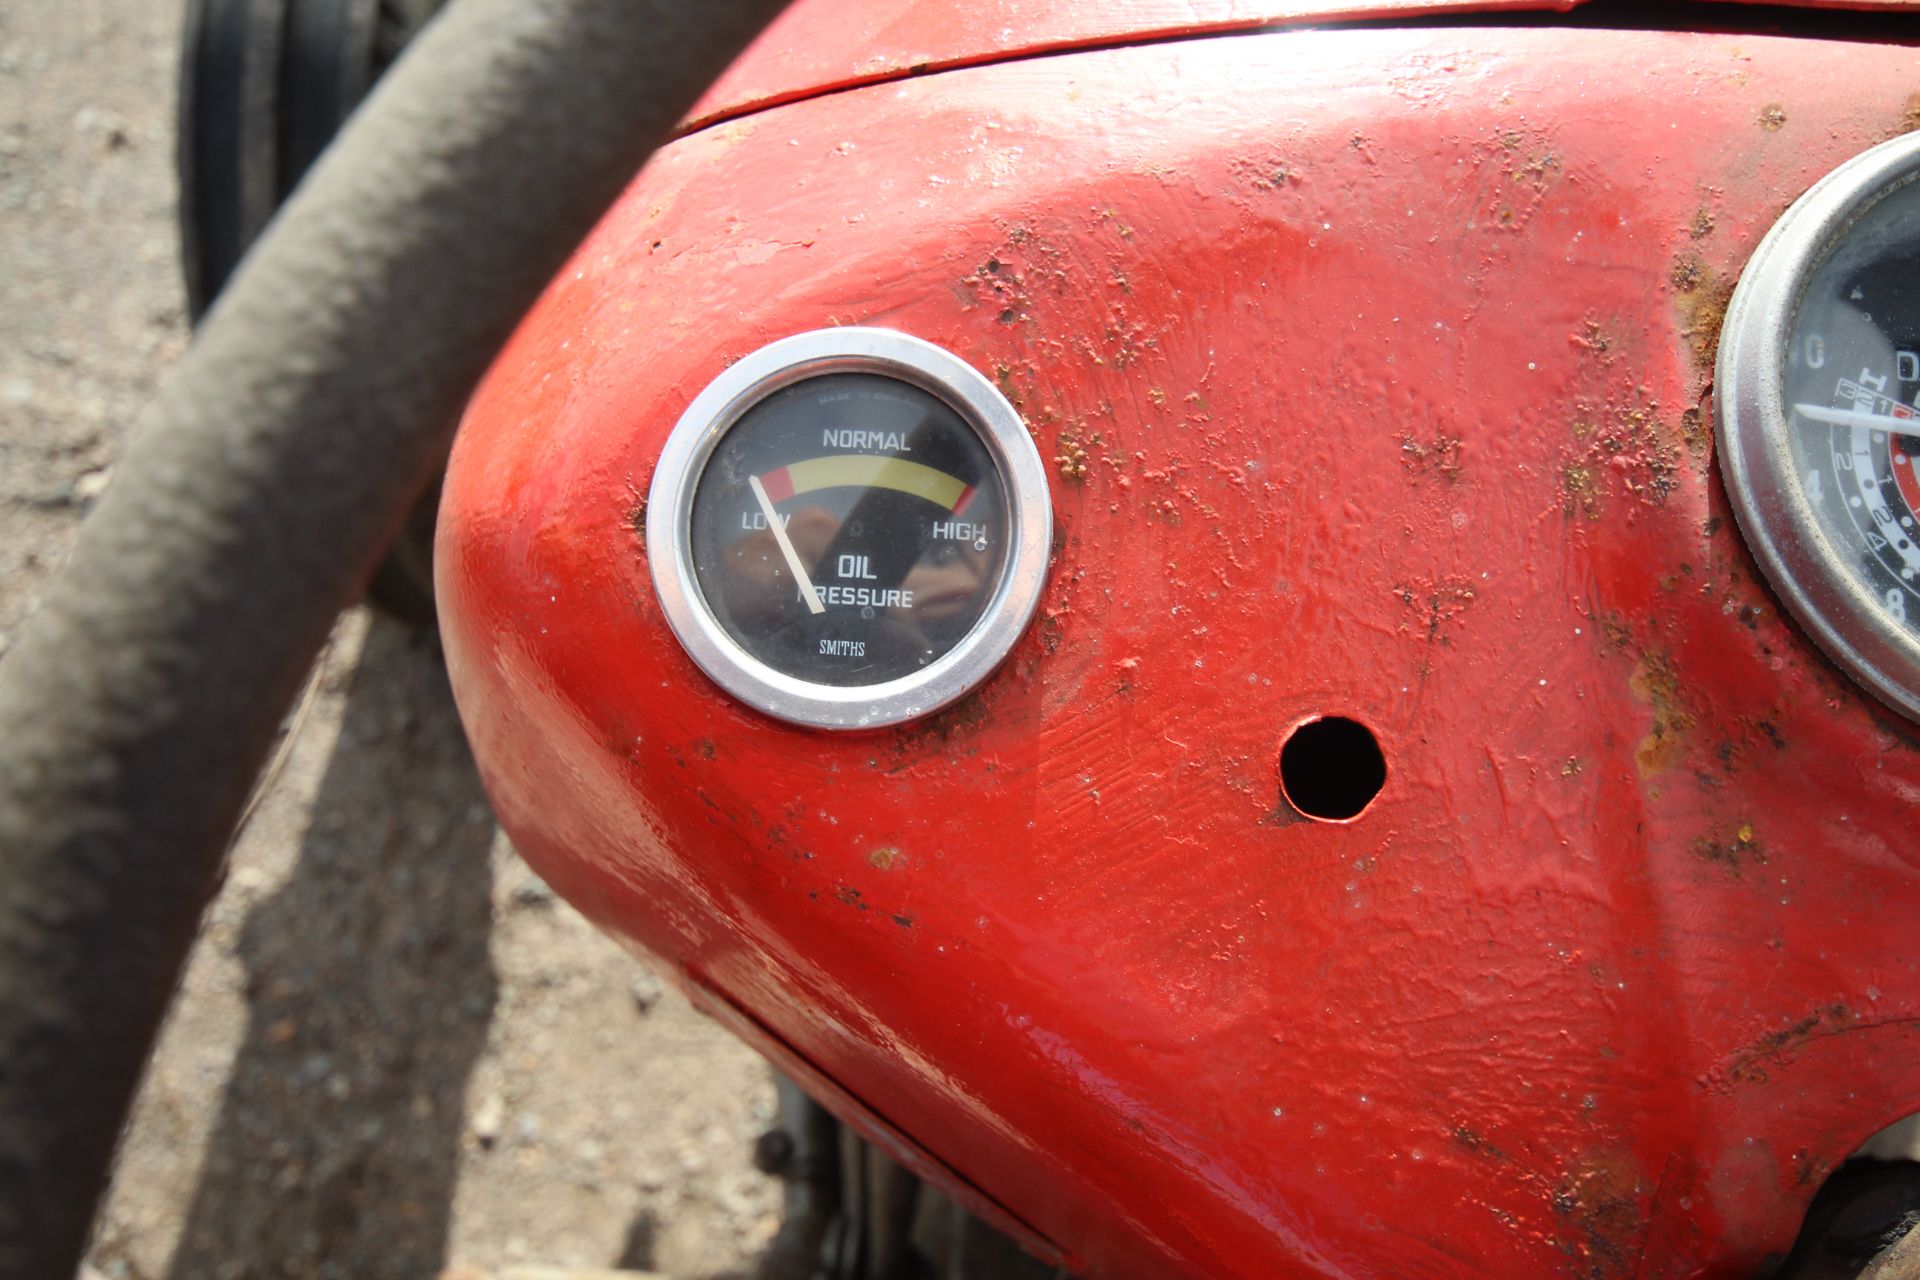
[[0, 3, 780, 1277]]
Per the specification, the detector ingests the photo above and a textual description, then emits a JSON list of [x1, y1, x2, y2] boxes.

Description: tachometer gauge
[[1719, 132, 1920, 721], [647, 328, 1051, 729]]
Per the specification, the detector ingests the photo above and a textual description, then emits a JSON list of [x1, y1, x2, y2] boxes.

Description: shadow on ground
[[167, 619, 497, 1280]]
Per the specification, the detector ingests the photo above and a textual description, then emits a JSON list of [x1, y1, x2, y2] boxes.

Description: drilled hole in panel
[[1280, 717, 1386, 822]]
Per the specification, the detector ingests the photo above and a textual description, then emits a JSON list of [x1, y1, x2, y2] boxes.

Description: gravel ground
[[0, 3, 780, 1276]]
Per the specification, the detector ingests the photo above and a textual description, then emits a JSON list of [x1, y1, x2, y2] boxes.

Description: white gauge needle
[[749, 474, 825, 615], [1793, 402, 1920, 441]]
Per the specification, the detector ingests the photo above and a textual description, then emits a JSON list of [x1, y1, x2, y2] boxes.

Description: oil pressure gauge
[[647, 328, 1051, 729], [1720, 131, 1920, 721]]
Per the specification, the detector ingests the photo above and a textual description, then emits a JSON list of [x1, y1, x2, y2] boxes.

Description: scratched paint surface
[[683, 0, 1920, 134], [680, 0, 1587, 131], [439, 27, 1920, 1280]]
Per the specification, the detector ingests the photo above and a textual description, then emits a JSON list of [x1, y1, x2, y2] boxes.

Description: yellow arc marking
[[782, 455, 970, 508]]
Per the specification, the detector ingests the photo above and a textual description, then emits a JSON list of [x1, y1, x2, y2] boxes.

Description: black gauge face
[[1719, 134, 1920, 722], [1782, 177, 1920, 634], [687, 372, 1010, 687], [649, 329, 1050, 730]]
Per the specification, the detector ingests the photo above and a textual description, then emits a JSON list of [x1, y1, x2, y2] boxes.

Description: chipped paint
[[1672, 254, 1735, 371], [1630, 651, 1695, 778]]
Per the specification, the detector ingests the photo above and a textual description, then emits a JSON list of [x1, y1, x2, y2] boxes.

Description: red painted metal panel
[[686, 0, 1920, 135], [683, 0, 1587, 131], [441, 24, 1920, 1279]]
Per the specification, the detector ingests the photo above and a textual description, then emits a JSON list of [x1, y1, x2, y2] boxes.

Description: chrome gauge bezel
[[1718, 131, 1920, 722], [647, 328, 1052, 730]]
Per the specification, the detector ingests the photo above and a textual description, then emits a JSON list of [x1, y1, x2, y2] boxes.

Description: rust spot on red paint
[[1563, 400, 1682, 517], [868, 846, 901, 870], [1630, 651, 1694, 778], [1757, 103, 1787, 132], [1718, 1004, 1859, 1087], [1469, 127, 1565, 233], [1453, 1125, 1506, 1160], [1395, 577, 1477, 647], [1231, 158, 1297, 193], [993, 362, 1023, 408], [1572, 319, 1614, 357], [960, 225, 1071, 328], [1870, 95, 1920, 145], [1563, 462, 1600, 518], [1689, 208, 1715, 240], [1671, 253, 1733, 371], [1514, 151, 1562, 186], [1692, 822, 1764, 878], [1790, 1146, 1828, 1187], [1550, 1149, 1647, 1279], [893, 688, 993, 747], [1678, 407, 1707, 458], [1712, 717, 1781, 775], [1054, 429, 1091, 482], [1399, 433, 1463, 482], [1036, 612, 1062, 655], [1681, 288, 1731, 369]]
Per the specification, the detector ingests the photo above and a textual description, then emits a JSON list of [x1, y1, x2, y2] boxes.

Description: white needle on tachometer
[[749, 473, 825, 615], [1793, 402, 1920, 441]]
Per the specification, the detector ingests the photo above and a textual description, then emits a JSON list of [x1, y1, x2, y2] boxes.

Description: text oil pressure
[[1720, 131, 1920, 720], [648, 329, 1051, 729]]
